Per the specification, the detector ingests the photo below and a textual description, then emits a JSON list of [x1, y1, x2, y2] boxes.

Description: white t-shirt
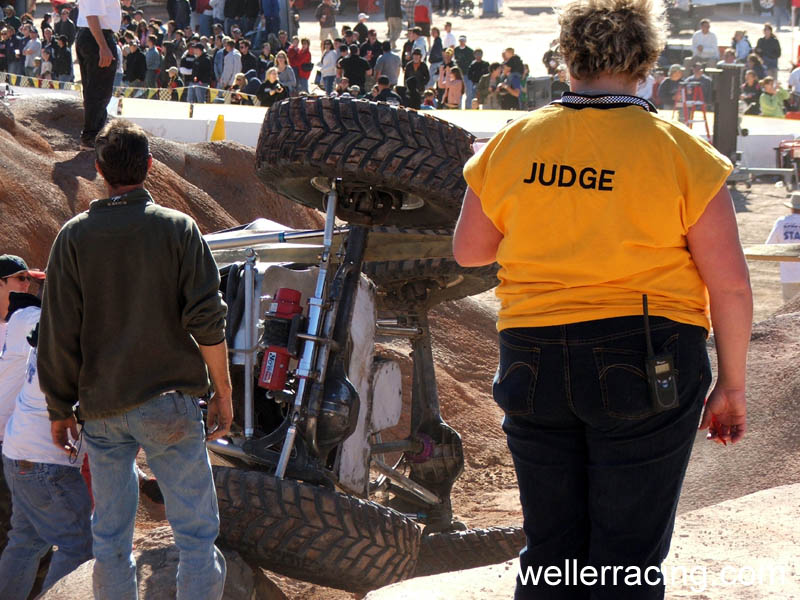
[[789, 67, 800, 94], [766, 213, 800, 282], [691, 30, 720, 60], [443, 31, 456, 49], [636, 74, 654, 101], [2, 308, 82, 466], [0, 309, 37, 443], [77, 0, 122, 32]]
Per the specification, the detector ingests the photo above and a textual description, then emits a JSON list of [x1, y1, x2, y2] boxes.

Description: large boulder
[[40, 526, 288, 600]]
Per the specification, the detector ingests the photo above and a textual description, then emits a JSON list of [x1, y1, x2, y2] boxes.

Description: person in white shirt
[[636, 71, 654, 101], [766, 194, 800, 302], [691, 19, 719, 62], [0, 256, 44, 557], [76, 0, 122, 148], [0, 301, 93, 600], [442, 20, 456, 49], [0, 256, 43, 346], [219, 37, 241, 88], [789, 64, 800, 103]]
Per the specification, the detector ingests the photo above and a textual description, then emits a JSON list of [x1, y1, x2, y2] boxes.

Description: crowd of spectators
[[617, 19, 797, 119], [0, 4, 76, 82], [0, 0, 533, 109], [1, 5, 798, 115]]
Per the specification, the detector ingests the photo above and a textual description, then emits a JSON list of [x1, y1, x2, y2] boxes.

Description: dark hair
[[95, 120, 150, 187], [349, 43, 359, 53], [381, 40, 390, 51], [240, 38, 251, 48], [489, 61, 501, 72], [147, 34, 157, 45]]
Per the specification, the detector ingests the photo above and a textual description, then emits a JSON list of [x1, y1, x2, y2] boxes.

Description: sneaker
[[139, 476, 165, 504]]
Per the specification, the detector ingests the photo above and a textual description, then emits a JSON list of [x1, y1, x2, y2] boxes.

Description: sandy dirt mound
[[1, 96, 322, 269]]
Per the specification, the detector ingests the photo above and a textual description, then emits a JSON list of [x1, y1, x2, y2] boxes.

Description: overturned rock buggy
[[206, 97, 524, 593]]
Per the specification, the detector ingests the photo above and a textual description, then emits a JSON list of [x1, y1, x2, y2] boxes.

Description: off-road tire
[[751, 0, 774, 13], [413, 526, 526, 577], [256, 96, 475, 228], [213, 466, 421, 593], [363, 250, 499, 311]]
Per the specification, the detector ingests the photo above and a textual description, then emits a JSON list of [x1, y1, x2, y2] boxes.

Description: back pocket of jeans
[[493, 337, 540, 416], [593, 334, 678, 420]]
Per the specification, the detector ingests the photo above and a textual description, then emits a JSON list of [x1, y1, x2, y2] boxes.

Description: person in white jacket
[[317, 38, 338, 94], [219, 38, 241, 88]]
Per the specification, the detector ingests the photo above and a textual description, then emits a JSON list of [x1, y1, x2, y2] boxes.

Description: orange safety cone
[[210, 114, 225, 141]]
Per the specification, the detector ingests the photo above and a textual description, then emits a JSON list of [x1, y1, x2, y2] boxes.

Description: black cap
[[0, 255, 45, 280], [192, 42, 205, 49]]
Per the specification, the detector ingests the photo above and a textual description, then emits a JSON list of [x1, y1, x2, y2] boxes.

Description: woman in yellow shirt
[[453, 0, 752, 598]]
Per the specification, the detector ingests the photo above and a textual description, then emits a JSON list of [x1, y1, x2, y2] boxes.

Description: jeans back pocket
[[493, 332, 541, 416], [593, 333, 679, 420]]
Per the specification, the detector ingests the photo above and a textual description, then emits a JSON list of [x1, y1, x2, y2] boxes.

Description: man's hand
[[99, 43, 114, 67], [699, 386, 746, 445], [86, 15, 114, 67], [51, 415, 79, 455], [206, 392, 233, 441]]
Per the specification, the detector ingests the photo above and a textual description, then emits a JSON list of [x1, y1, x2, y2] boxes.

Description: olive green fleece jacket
[[39, 188, 227, 421]]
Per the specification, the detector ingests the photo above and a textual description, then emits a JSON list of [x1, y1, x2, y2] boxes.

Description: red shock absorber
[[258, 288, 303, 391]]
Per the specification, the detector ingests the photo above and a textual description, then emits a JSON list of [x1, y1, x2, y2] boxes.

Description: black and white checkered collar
[[552, 92, 657, 113]]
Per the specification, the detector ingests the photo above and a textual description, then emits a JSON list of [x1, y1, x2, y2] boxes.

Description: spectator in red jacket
[[288, 36, 312, 93]]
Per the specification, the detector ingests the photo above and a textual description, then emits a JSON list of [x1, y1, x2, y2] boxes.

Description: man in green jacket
[[39, 120, 233, 600]]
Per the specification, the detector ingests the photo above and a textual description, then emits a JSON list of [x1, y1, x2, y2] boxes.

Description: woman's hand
[[699, 385, 746, 445]]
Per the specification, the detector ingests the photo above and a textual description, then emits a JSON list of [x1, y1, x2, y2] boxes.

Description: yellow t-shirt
[[463, 103, 733, 332]]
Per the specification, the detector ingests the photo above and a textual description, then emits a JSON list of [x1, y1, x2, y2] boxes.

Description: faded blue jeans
[[495, 316, 711, 600], [0, 456, 93, 600], [82, 391, 225, 600]]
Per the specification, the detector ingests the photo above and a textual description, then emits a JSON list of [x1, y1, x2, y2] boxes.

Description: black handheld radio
[[643, 295, 679, 412]]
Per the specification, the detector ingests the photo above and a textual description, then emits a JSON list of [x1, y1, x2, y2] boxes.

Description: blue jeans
[[194, 12, 213, 36], [188, 83, 209, 103], [428, 61, 442, 88], [0, 456, 93, 600], [495, 316, 710, 600], [465, 78, 475, 108], [323, 75, 335, 94], [82, 392, 225, 600], [224, 17, 242, 35]]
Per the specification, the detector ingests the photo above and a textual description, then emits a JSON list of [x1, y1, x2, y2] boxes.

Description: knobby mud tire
[[256, 96, 475, 228], [213, 466, 421, 593], [413, 526, 526, 577]]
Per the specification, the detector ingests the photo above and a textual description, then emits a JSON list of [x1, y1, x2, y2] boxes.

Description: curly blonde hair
[[558, 0, 666, 82]]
